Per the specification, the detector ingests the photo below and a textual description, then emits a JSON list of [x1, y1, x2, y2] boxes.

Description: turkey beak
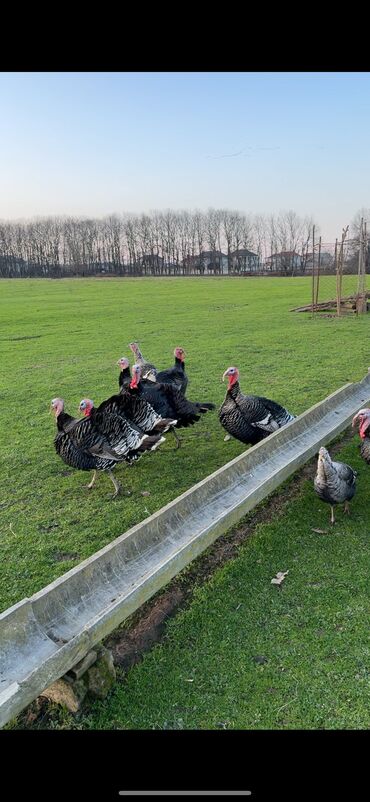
[[222, 370, 228, 382], [352, 414, 359, 428]]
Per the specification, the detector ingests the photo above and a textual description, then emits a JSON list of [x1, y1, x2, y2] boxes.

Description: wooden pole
[[315, 236, 322, 306], [357, 218, 364, 294], [357, 218, 367, 313], [335, 239, 339, 316], [311, 225, 315, 315], [339, 226, 348, 312], [365, 221, 368, 293]]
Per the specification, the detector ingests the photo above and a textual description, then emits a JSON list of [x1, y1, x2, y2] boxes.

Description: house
[[265, 251, 302, 272], [303, 252, 334, 271], [183, 250, 229, 275], [230, 248, 260, 273], [136, 254, 164, 273]]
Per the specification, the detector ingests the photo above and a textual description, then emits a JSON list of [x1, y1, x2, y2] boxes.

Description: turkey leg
[[107, 469, 121, 498], [86, 470, 97, 489]]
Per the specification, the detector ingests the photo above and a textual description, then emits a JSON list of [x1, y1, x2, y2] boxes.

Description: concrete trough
[[1, 370, 370, 728]]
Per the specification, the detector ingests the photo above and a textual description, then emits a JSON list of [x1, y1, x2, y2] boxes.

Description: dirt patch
[[38, 523, 60, 532], [112, 587, 185, 670], [51, 551, 80, 563]]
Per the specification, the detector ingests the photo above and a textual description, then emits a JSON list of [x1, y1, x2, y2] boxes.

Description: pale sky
[[1, 71, 369, 240]]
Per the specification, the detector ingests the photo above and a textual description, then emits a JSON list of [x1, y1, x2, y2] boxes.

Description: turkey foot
[[343, 501, 350, 515], [171, 427, 182, 449]]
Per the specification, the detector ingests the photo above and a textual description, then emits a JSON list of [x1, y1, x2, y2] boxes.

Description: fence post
[[357, 218, 367, 314], [315, 236, 321, 306], [311, 225, 315, 315], [335, 239, 340, 316]]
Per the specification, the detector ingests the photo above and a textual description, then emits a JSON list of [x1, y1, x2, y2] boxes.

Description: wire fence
[[293, 225, 369, 315]]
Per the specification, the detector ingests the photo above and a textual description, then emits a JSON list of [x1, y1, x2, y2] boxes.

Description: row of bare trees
[[0, 209, 316, 278]]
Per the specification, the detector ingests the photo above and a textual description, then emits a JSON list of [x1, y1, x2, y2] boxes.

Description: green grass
[[2, 276, 370, 729], [48, 436, 370, 731]]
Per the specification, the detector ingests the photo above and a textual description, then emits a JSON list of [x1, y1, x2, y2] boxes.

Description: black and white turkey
[[51, 397, 164, 498], [116, 356, 178, 434], [219, 367, 295, 445], [314, 446, 357, 524], [155, 347, 188, 394], [129, 342, 157, 382], [102, 386, 177, 438], [128, 363, 215, 447], [352, 407, 370, 463], [79, 397, 166, 459]]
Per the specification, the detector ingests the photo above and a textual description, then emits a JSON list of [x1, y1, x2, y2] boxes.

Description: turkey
[[117, 356, 132, 389], [128, 363, 215, 447], [51, 397, 164, 498], [314, 446, 357, 524], [79, 398, 166, 458], [116, 357, 177, 434], [101, 384, 177, 437], [352, 408, 370, 463], [129, 342, 157, 382], [155, 347, 188, 394], [219, 367, 295, 445]]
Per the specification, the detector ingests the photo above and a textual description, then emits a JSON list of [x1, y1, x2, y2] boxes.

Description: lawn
[[43, 433, 370, 731], [1, 276, 370, 729]]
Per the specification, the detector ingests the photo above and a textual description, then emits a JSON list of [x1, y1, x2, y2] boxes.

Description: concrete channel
[[1, 370, 370, 728]]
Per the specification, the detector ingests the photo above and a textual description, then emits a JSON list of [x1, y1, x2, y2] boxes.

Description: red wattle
[[359, 420, 370, 439]]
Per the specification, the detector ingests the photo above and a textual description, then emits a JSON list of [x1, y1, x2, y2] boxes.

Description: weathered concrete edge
[[1, 372, 370, 727]]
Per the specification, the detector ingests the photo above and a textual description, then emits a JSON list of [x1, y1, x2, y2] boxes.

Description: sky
[[0, 71, 369, 241]]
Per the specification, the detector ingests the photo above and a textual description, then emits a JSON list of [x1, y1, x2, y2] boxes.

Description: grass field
[[1, 276, 370, 730]]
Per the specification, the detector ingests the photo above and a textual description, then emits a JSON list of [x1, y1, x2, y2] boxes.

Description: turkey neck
[[175, 356, 185, 372], [361, 436, 370, 461], [134, 345, 145, 363], [317, 457, 335, 482], [227, 380, 241, 401], [119, 367, 131, 386], [56, 411, 76, 432]]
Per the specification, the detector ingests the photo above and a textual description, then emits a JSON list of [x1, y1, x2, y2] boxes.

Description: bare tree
[[0, 208, 322, 279]]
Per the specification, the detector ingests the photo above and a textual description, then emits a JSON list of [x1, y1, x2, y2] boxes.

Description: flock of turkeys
[[51, 341, 369, 522]]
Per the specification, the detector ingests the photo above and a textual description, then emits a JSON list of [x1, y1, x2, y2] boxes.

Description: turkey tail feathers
[[151, 417, 178, 433], [138, 434, 165, 452]]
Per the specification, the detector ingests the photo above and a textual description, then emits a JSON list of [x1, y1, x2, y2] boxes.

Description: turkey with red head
[[51, 396, 164, 498], [116, 357, 177, 434], [352, 407, 370, 463], [155, 347, 188, 394], [219, 367, 295, 445], [128, 363, 215, 447]]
